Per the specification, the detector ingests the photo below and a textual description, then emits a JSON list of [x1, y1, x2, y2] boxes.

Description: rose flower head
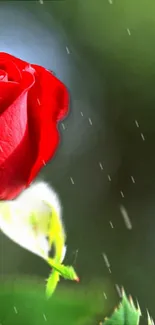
[[0, 52, 69, 200]]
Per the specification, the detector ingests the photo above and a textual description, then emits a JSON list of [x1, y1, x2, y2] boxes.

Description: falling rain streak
[[73, 249, 79, 264], [88, 118, 92, 125], [127, 28, 131, 36], [43, 314, 47, 321], [102, 253, 110, 269], [66, 46, 70, 54], [14, 306, 18, 314], [70, 177, 74, 185], [135, 120, 139, 128], [141, 133, 145, 141], [131, 176, 135, 183], [107, 175, 111, 181], [120, 191, 124, 198], [109, 221, 114, 228], [37, 98, 40, 105], [120, 205, 132, 229], [62, 123, 65, 130], [115, 284, 122, 298], [99, 162, 103, 170]]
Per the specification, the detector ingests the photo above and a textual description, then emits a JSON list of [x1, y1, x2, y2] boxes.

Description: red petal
[[0, 53, 69, 199], [0, 52, 28, 71], [0, 66, 35, 199], [27, 65, 69, 185]]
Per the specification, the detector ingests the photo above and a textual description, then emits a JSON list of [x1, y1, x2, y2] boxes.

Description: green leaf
[[103, 289, 141, 325], [45, 270, 60, 299], [45, 259, 79, 299], [59, 265, 79, 281], [47, 258, 79, 281]]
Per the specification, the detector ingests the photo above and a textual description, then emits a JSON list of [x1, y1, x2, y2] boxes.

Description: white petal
[[0, 181, 65, 260]]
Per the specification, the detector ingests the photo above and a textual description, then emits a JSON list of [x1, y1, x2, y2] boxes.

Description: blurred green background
[[1, 277, 116, 325], [0, 0, 155, 324]]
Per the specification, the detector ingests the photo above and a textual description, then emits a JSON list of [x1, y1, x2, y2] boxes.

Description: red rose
[[0, 52, 69, 200]]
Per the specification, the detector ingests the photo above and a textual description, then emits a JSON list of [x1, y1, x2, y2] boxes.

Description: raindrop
[[73, 249, 79, 264], [115, 284, 122, 297], [109, 221, 114, 228], [127, 28, 131, 36], [120, 205, 132, 229], [88, 118, 92, 125], [70, 177, 74, 185], [141, 133, 145, 141], [62, 123, 65, 130], [135, 120, 139, 128], [107, 175, 111, 181], [102, 253, 110, 268], [43, 314, 47, 321], [99, 162, 103, 170], [131, 176, 135, 183], [66, 46, 70, 54]]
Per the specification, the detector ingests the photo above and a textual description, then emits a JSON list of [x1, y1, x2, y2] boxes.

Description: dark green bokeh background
[[0, 0, 155, 324]]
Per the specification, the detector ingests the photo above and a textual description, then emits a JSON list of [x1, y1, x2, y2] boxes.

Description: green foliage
[[102, 289, 154, 325], [46, 258, 79, 298], [46, 270, 60, 299], [48, 258, 79, 280], [0, 279, 154, 325]]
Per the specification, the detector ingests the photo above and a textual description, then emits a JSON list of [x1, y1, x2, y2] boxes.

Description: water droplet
[[131, 176, 135, 183], [70, 177, 74, 185], [99, 162, 103, 170], [102, 253, 110, 268], [127, 28, 131, 36], [120, 191, 124, 198], [88, 118, 92, 125], [103, 292, 107, 299], [141, 133, 145, 141], [62, 123, 65, 130], [135, 120, 139, 128], [108, 175, 111, 181], [120, 205, 132, 229], [43, 314, 47, 321], [66, 46, 70, 54], [109, 221, 114, 228], [115, 284, 122, 297]]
